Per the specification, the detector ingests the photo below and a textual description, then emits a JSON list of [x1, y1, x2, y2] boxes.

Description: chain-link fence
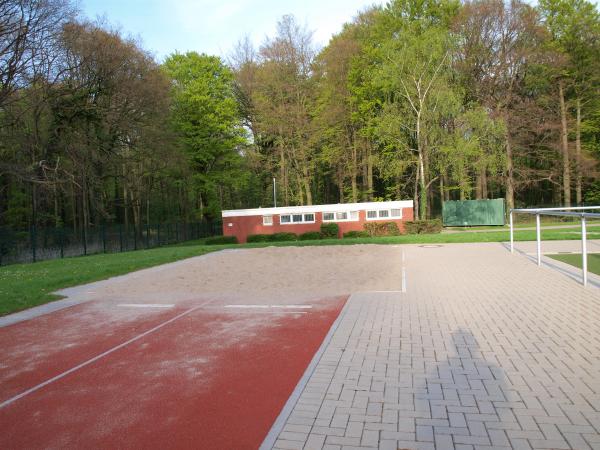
[[0, 221, 222, 266]]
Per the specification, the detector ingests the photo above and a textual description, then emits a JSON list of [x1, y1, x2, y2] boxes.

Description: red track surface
[[0, 296, 346, 449]]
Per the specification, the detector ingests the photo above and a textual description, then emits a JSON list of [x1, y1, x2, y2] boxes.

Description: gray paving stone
[[265, 242, 600, 449], [304, 434, 326, 450]]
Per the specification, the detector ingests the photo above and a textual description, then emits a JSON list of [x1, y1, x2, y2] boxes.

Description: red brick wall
[[222, 207, 414, 243]]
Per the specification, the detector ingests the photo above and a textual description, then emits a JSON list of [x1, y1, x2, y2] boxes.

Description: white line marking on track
[[360, 291, 404, 294], [224, 305, 312, 309], [118, 304, 174, 308], [0, 300, 214, 409], [227, 311, 308, 314]]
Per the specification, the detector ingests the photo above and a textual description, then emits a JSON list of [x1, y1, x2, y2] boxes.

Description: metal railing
[[509, 206, 600, 286]]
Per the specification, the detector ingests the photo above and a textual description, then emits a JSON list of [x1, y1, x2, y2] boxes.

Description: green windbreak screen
[[442, 199, 505, 226]]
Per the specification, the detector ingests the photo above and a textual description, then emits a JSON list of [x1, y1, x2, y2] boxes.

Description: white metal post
[[509, 210, 514, 253], [582, 216, 588, 286], [536, 213, 541, 266]]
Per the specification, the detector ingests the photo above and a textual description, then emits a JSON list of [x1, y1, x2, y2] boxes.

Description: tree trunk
[[71, 180, 77, 235], [418, 151, 427, 220], [53, 180, 60, 226], [367, 144, 373, 201], [280, 145, 288, 206], [505, 125, 515, 210], [559, 81, 571, 207], [123, 164, 129, 231], [351, 142, 358, 203], [303, 169, 312, 206], [413, 164, 419, 220], [475, 164, 487, 200], [199, 193, 204, 220], [361, 143, 368, 201], [481, 167, 488, 199], [576, 97, 582, 205]]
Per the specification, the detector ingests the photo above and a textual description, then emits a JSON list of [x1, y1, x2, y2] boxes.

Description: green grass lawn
[[2, 225, 599, 316], [548, 253, 600, 276]]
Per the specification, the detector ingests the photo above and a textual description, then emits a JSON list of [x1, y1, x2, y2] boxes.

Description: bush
[[269, 232, 297, 242], [343, 230, 369, 239], [320, 223, 339, 239], [246, 234, 271, 243], [363, 221, 401, 237], [404, 219, 442, 234], [204, 235, 238, 245], [299, 231, 321, 241]]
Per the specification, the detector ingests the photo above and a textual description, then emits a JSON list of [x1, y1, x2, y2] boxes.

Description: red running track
[[0, 296, 346, 449]]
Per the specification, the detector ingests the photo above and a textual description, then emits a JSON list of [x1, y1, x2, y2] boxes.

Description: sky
[[80, 0, 386, 62]]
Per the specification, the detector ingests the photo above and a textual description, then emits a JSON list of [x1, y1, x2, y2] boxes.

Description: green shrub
[[385, 222, 400, 236], [246, 234, 271, 243], [320, 223, 339, 239], [299, 231, 321, 241], [343, 230, 369, 238], [204, 235, 238, 245], [363, 222, 401, 237], [404, 219, 442, 234], [269, 232, 297, 242]]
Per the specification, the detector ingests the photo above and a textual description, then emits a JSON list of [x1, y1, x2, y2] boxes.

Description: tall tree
[[539, 0, 600, 205], [163, 52, 246, 219], [454, 0, 545, 209], [249, 15, 317, 206]]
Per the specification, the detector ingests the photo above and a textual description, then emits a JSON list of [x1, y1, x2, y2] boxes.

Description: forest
[[1, 0, 599, 234]]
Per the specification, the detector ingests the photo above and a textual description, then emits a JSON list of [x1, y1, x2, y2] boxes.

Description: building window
[[323, 211, 359, 222], [263, 215, 273, 226], [366, 209, 402, 220], [280, 212, 316, 225]]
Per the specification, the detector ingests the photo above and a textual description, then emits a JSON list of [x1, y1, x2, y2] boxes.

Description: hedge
[[204, 235, 238, 245], [320, 223, 339, 238], [246, 234, 271, 243], [247, 232, 299, 243], [299, 231, 321, 241], [343, 230, 369, 238], [404, 219, 443, 234], [363, 222, 401, 237], [269, 232, 297, 241]]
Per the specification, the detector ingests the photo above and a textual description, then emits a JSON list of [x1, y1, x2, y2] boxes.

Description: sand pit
[[65, 244, 405, 306]]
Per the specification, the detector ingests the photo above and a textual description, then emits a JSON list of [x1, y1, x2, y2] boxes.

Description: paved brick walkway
[[270, 242, 600, 450]]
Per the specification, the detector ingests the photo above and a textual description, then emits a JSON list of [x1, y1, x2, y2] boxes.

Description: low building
[[221, 200, 414, 243]]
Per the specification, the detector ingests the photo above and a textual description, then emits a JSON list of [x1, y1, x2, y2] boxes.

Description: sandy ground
[[62, 244, 405, 308]]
